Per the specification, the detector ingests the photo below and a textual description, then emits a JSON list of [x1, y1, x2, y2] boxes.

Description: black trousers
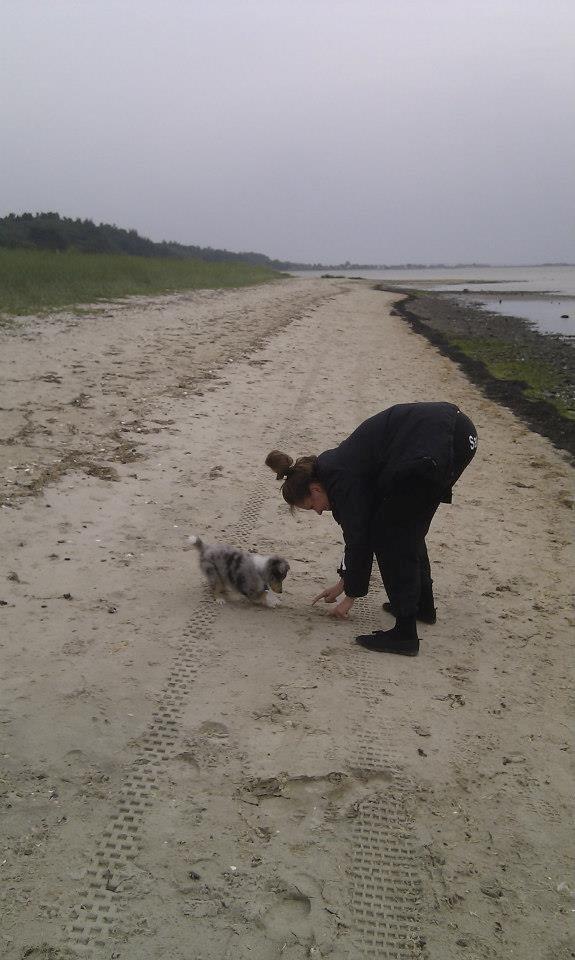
[[373, 412, 477, 619]]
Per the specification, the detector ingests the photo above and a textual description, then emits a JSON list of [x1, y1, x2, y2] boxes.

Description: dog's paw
[[264, 591, 281, 608], [215, 597, 227, 606]]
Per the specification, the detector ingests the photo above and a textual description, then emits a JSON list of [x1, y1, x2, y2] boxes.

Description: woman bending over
[[266, 401, 478, 657]]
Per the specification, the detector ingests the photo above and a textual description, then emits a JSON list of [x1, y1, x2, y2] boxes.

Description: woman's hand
[[312, 579, 345, 606], [328, 596, 355, 619], [312, 580, 355, 619]]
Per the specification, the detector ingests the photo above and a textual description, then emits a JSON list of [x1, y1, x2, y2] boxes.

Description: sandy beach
[[1, 278, 573, 960]]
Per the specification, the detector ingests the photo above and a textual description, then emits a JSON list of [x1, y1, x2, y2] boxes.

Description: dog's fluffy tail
[[185, 535, 204, 553]]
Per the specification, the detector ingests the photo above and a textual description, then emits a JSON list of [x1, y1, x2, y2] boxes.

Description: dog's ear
[[272, 557, 290, 579]]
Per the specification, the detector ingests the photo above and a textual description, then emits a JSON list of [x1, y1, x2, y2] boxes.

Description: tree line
[[0, 212, 296, 268]]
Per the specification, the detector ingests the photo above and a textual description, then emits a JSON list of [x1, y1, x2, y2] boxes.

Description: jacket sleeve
[[329, 474, 374, 598]]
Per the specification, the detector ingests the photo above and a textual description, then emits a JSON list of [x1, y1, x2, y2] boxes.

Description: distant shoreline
[[292, 262, 575, 273]]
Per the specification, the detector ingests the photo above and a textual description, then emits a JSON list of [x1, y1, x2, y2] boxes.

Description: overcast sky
[[1, 0, 574, 264]]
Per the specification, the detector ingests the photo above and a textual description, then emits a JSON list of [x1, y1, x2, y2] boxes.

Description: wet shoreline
[[377, 285, 575, 457], [449, 292, 574, 339]]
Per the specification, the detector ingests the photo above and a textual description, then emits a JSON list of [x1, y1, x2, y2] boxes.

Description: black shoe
[[355, 625, 420, 657], [382, 601, 437, 625]]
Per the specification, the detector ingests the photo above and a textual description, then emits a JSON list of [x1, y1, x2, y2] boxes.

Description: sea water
[[461, 295, 575, 338], [296, 265, 575, 339]]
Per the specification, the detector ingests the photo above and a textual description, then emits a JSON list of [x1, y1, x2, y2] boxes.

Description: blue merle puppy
[[187, 536, 290, 607]]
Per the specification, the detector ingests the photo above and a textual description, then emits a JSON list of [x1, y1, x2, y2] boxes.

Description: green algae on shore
[[449, 336, 575, 420]]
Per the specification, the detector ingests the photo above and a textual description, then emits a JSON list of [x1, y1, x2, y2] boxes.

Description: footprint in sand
[[197, 720, 229, 739], [263, 890, 312, 938]]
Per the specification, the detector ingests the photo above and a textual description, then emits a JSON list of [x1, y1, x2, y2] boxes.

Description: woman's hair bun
[[265, 449, 294, 480]]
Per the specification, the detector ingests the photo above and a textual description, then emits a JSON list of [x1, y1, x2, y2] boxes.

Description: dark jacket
[[315, 402, 460, 598]]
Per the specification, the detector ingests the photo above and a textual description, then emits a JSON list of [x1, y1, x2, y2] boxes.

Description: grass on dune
[[0, 248, 281, 319]]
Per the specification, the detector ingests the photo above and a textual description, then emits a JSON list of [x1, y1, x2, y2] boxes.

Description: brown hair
[[265, 449, 319, 506]]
